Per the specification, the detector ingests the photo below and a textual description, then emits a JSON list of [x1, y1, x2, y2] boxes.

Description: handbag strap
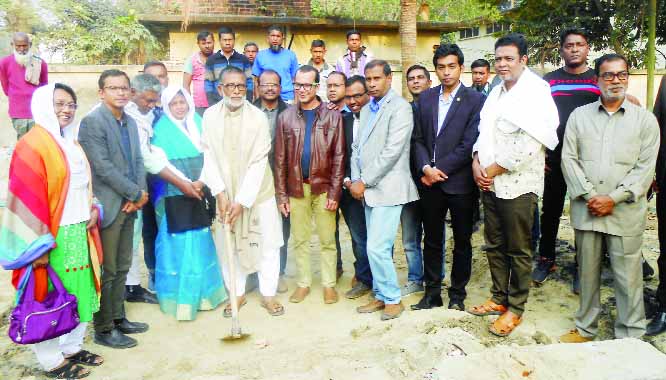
[[16, 265, 67, 305], [45, 265, 68, 294]]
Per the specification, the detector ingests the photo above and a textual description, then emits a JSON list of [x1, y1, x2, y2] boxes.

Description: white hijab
[[161, 85, 201, 151], [31, 84, 90, 224]]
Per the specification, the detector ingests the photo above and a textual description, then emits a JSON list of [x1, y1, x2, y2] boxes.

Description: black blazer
[[654, 75, 666, 187], [411, 84, 484, 194], [342, 112, 356, 180]]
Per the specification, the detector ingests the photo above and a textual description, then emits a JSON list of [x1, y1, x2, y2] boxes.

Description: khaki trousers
[[290, 184, 337, 288], [574, 229, 646, 338]]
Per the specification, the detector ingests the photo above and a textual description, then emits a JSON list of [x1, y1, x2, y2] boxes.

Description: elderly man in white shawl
[[198, 65, 285, 317], [468, 34, 559, 337]]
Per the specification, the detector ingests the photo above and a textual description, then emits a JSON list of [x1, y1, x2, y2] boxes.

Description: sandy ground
[[2, 202, 666, 379]]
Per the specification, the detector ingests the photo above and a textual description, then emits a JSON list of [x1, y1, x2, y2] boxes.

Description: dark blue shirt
[[301, 109, 316, 179], [117, 118, 136, 184]]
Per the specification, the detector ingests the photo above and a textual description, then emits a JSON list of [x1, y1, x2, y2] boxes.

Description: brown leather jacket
[[274, 102, 345, 204]]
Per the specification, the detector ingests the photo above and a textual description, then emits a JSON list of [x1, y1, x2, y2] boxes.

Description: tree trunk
[[400, 0, 418, 99]]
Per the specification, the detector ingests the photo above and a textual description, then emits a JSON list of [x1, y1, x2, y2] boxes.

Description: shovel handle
[[222, 219, 242, 333]]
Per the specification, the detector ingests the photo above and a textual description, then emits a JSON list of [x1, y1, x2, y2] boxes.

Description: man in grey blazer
[[79, 69, 150, 349], [350, 60, 419, 320]]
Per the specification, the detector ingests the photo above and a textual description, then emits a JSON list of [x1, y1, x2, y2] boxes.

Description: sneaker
[[532, 257, 556, 284], [643, 259, 655, 280], [345, 282, 371, 299], [401, 281, 424, 296]]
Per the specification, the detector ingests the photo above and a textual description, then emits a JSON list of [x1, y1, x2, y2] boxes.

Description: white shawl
[[475, 68, 560, 167]]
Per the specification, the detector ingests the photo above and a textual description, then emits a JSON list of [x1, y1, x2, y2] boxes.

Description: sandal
[[223, 297, 247, 318], [66, 350, 104, 367], [261, 300, 285, 316], [489, 311, 522, 337], [468, 299, 508, 316], [46, 360, 91, 379]]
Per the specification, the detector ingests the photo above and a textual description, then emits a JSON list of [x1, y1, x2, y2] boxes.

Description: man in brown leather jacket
[[274, 65, 345, 305]]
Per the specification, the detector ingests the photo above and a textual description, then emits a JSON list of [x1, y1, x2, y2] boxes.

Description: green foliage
[[311, 0, 499, 23], [38, 0, 165, 64], [480, 0, 663, 68]]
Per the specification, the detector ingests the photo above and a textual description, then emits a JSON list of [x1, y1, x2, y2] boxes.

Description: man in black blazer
[[340, 75, 373, 299], [410, 44, 484, 311]]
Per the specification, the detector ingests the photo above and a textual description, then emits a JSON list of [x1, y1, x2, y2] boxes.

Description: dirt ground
[[2, 197, 666, 380]]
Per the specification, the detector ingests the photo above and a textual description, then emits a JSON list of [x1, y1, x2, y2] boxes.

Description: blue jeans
[[339, 190, 372, 287], [365, 204, 403, 304], [401, 201, 424, 283]]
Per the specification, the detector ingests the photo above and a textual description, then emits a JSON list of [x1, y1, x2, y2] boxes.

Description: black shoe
[[643, 260, 655, 280], [410, 294, 443, 310], [114, 318, 149, 334], [94, 328, 137, 349], [572, 266, 580, 295], [647, 312, 666, 336], [448, 299, 465, 311], [345, 282, 371, 299], [532, 257, 556, 284], [125, 285, 158, 304]]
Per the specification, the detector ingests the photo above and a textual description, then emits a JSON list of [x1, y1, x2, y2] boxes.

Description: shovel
[[221, 215, 251, 342]]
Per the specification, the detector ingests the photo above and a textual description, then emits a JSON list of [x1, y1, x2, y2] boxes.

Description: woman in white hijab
[[149, 86, 226, 320], [1, 83, 104, 378]]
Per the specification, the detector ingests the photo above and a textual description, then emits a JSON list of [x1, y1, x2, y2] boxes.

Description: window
[[459, 27, 480, 40], [486, 23, 510, 34]]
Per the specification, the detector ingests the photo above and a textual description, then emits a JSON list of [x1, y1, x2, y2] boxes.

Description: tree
[[0, 0, 41, 34], [311, 0, 498, 23], [38, 0, 164, 64], [479, 0, 666, 69], [400, 0, 418, 98]]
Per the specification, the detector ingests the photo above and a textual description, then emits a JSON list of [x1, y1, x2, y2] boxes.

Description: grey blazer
[[79, 104, 146, 228], [351, 89, 419, 207]]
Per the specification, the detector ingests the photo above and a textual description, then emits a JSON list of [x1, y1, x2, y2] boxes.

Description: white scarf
[[161, 85, 201, 150], [476, 68, 559, 167]]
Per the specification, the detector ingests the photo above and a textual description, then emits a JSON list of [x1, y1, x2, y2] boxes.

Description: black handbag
[[164, 186, 216, 233]]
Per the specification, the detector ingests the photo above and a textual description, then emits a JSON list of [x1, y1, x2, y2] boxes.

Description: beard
[[602, 86, 626, 102], [269, 45, 282, 53], [224, 96, 244, 111], [14, 50, 32, 67]]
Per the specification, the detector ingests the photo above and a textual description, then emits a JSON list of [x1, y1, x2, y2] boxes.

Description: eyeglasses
[[344, 92, 367, 101], [294, 82, 318, 91], [223, 83, 247, 91], [259, 83, 279, 89], [600, 71, 629, 81], [54, 102, 78, 111], [104, 86, 130, 93], [326, 83, 344, 89]]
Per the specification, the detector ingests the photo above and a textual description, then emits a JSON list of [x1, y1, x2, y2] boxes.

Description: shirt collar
[[439, 81, 462, 103], [596, 98, 629, 115]]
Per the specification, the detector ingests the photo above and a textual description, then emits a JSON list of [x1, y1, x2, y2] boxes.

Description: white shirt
[[437, 81, 462, 135], [60, 124, 91, 226]]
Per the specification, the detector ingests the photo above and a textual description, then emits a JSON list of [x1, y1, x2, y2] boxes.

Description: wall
[[0, 65, 662, 147]]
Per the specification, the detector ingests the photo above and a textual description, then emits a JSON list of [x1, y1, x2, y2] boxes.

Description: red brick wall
[[170, 0, 311, 17]]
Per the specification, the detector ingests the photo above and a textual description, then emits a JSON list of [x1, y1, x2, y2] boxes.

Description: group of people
[[1, 24, 665, 379]]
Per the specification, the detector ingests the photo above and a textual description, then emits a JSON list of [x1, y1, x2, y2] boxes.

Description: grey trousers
[[574, 229, 646, 338], [94, 212, 136, 332]]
